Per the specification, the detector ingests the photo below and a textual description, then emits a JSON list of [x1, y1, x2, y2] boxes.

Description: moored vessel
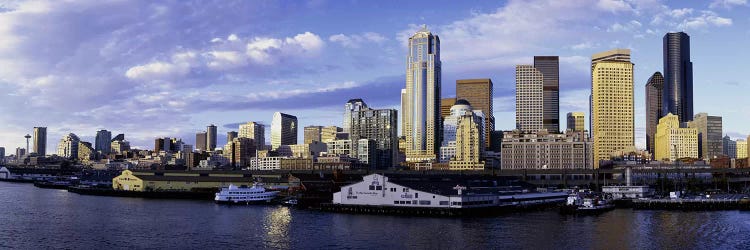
[[214, 183, 279, 205]]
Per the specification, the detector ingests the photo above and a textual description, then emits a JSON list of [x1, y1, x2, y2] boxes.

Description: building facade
[[724, 135, 737, 159], [239, 121, 265, 149], [662, 32, 693, 124], [304, 126, 323, 144], [33, 127, 47, 156], [456, 78, 494, 149], [207, 124, 217, 151], [501, 130, 593, 170], [403, 26, 441, 163], [645, 71, 664, 157], [56, 133, 80, 159], [326, 139, 353, 157], [95, 130, 112, 155], [687, 113, 723, 160], [449, 111, 485, 170], [534, 56, 560, 133], [591, 49, 634, 168], [655, 113, 698, 162], [271, 112, 298, 150], [350, 106, 398, 169], [515, 65, 544, 132], [566, 112, 585, 132], [738, 139, 748, 159], [344, 99, 368, 135], [321, 126, 341, 143], [226, 131, 238, 143], [440, 98, 456, 119], [195, 131, 207, 152]]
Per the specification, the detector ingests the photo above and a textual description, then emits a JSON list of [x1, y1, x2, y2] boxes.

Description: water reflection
[[263, 206, 291, 249]]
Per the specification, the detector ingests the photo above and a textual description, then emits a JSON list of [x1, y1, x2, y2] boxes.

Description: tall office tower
[[533, 57, 560, 133], [456, 78, 494, 149], [591, 49, 634, 168], [0, 147, 4, 160], [400, 89, 407, 137], [737, 140, 748, 159], [226, 131, 238, 143], [195, 132, 207, 152], [271, 112, 298, 150], [566, 112, 585, 132], [403, 26, 441, 162], [321, 126, 341, 143], [95, 130, 112, 154], [655, 113, 698, 161], [440, 98, 456, 119], [304, 126, 323, 144], [515, 65, 544, 132], [687, 113, 723, 160], [343, 99, 367, 135], [16, 148, 25, 159], [154, 138, 164, 153], [239, 121, 265, 148], [350, 105, 398, 169], [723, 135, 737, 158], [663, 32, 693, 124], [206, 124, 217, 151], [56, 133, 80, 159], [33, 127, 47, 156], [645, 72, 664, 157], [228, 137, 256, 168]]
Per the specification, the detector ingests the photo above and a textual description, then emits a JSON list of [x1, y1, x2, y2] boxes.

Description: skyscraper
[[403, 26, 441, 162], [534, 56, 560, 133], [515, 65, 544, 132], [662, 32, 693, 124], [95, 129, 112, 154], [57, 133, 80, 159], [687, 113, 723, 160], [456, 78, 494, 149], [724, 135, 737, 158], [645, 71, 664, 157], [737, 139, 748, 159], [207, 124, 217, 151], [350, 105, 398, 169], [400, 89, 407, 137], [566, 112, 585, 132], [33, 127, 47, 156], [226, 131, 238, 143], [343, 99, 367, 135], [195, 132, 207, 152], [591, 49, 634, 168], [239, 122, 265, 149], [440, 98, 456, 119], [271, 112, 298, 150]]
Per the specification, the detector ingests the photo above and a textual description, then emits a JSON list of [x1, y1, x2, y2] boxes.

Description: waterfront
[[2, 182, 750, 249]]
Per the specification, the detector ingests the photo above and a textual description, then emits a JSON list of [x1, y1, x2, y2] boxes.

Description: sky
[[0, 0, 749, 154]]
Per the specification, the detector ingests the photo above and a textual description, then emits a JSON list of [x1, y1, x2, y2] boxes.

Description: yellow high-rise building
[[655, 113, 698, 161], [591, 49, 634, 168], [449, 113, 485, 170], [737, 139, 748, 159]]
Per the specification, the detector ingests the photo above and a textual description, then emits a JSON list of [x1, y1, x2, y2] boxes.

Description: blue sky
[[0, 0, 748, 153]]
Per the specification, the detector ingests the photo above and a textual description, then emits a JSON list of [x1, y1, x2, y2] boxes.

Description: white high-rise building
[[403, 25, 441, 163], [515, 65, 544, 132], [271, 112, 298, 150], [57, 133, 80, 159]]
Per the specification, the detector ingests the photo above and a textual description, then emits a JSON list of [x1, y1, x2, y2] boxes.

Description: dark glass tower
[[534, 56, 559, 133], [645, 72, 664, 157], [662, 32, 693, 124]]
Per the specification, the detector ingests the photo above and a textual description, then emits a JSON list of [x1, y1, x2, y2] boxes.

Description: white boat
[[214, 183, 279, 204], [561, 193, 615, 214]]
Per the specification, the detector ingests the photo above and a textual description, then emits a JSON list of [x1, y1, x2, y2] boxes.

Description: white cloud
[[570, 41, 597, 50], [329, 32, 388, 48], [709, 0, 748, 9], [125, 61, 190, 80], [596, 0, 633, 13], [607, 20, 642, 32], [679, 11, 733, 30]]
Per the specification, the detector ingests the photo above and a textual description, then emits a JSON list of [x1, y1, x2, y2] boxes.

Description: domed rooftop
[[454, 99, 471, 106]]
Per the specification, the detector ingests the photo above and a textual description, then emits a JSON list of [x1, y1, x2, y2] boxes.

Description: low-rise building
[[249, 156, 285, 170], [111, 170, 283, 191], [500, 130, 593, 169], [655, 113, 698, 161]]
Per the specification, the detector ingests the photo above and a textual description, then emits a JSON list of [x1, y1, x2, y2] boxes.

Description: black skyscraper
[[662, 32, 693, 124]]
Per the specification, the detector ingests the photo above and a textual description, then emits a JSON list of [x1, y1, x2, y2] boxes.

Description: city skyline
[[0, 0, 748, 152]]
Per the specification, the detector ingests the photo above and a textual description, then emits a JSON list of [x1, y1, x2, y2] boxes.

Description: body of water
[[2, 182, 750, 249]]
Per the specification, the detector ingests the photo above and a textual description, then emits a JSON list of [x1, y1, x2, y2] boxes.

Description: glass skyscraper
[[645, 71, 664, 157], [662, 32, 693, 123], [403, 25, 441, 162]]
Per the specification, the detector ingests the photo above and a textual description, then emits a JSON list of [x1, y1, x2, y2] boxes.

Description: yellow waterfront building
[[112, 170, 281, 191], [655, 113, 698, 161]]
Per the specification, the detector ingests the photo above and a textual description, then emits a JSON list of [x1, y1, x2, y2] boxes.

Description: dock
[[632, 195, 750, 210]]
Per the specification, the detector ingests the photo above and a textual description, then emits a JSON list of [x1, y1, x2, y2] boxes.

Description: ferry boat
[[214, 183, 279, 205], [560, 193, 615, 215]]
